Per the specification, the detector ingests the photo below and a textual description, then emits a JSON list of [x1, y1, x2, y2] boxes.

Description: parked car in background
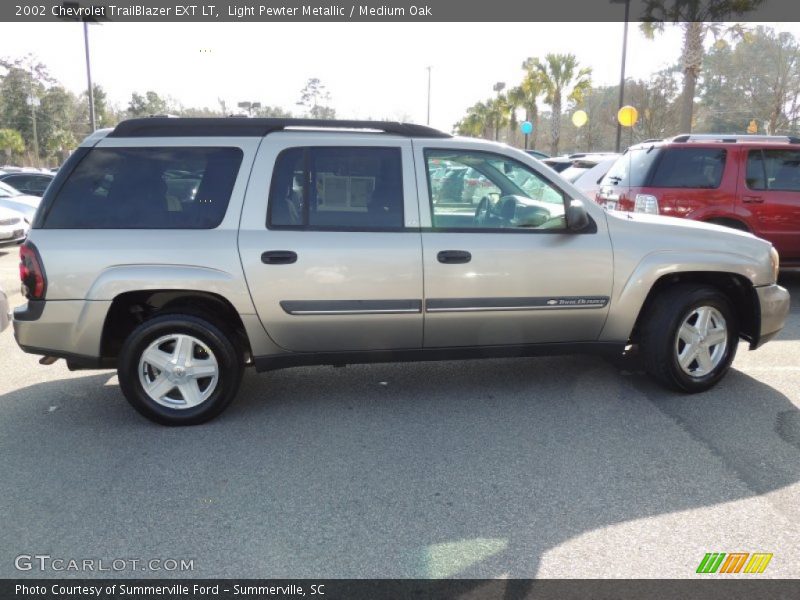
[[0, 171, 54, 197], [0, 181, 41, 223], [0, 205, 28, 247], [596, 134, 800, 267], [0, 283, 9, 333], [434, 165, 496, 204], [541, 156, 574, 172], [560, 155, 620, 198], [525, 149, 550, 160]]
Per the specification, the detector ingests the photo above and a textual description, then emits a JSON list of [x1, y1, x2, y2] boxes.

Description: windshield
[[601, 146, 662, 187], [0, 181, 21, 198]]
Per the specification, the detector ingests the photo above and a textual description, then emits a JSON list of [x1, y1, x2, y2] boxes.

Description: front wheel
[[640, 284, 738, 393], [117, 314, 243, 425]]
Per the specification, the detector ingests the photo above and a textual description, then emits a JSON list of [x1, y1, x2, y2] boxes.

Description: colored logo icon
[[696, 552, 773, 574]]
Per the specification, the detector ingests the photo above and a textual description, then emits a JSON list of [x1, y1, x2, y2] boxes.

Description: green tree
[[641, 0, 765, 133], [297, 78, 336, 119], [454, 101, 490, 137], [37, 86, 78, 159], [0, 57, 53, 157], [530, 53, 592, 155], [127, 91, 172, 117], [700, 26, 800, 135], [0, 128, 25, 162], [520, 60, 545, 150]]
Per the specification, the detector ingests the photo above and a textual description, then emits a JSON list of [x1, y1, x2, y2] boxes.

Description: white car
[[0, 181, 41, 222], [0, 283, 9, 333], [560, 156, 620, 200], [0, 205, 28, 247]]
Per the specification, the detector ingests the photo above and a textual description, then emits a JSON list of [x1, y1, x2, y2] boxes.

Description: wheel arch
[[601, 250, 764, 348], [100, 289, 254, 363], [629, 272, 759, 348]]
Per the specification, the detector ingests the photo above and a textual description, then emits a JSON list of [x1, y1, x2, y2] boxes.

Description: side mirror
[[566, 199, 590, 231]]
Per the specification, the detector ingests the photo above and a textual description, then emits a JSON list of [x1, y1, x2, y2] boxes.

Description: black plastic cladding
[[109, 118, 452, 138]]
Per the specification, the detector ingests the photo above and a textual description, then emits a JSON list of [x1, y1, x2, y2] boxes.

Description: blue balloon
[[520, 121, 533, 135]]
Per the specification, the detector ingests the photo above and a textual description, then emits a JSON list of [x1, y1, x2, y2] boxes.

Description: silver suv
[[12, 118, 790, 425]]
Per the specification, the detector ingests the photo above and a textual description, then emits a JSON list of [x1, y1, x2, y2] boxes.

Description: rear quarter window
[[42, 147, 243, 229], [649, 148, 726, 189], [601, 147, 662, 187]]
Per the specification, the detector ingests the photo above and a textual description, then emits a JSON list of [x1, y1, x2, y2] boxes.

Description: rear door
[[739, 147, 800, 261], [238, 133, 424, 352]]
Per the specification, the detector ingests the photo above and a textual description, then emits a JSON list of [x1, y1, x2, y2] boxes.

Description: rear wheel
[[640, 284, 738, 393], [117, 314, 243, 425]]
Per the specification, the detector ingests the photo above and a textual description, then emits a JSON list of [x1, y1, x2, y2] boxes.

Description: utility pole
[[426, 66, 432, 125], [613, 0, 631, 153], [29, 66, 40, 168], [84, 21, 96, 131]]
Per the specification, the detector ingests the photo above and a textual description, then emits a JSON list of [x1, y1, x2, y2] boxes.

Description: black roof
[[109, 117, 451, 139]]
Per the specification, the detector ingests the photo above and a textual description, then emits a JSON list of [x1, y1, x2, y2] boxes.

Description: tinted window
[[268, 147, 404, 230], [602, 147, 662, 187], [649, 148, 726, 188], [747, 149, 800, 191], [44, 147, 243, 229], [425, 150, 566, 231]]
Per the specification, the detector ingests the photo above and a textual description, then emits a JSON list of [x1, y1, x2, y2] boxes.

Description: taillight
[[19, 241, 46, 300]]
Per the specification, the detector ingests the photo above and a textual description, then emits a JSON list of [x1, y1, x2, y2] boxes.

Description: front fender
[[600, 250, 765, 342]]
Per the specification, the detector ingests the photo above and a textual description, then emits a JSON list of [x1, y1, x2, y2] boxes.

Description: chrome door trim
[[425, 296, 609, 313], [281, 299, 422, 316]]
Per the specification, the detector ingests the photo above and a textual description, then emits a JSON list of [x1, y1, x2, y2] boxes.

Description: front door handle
[[261, 250, 297, 265], [437, 250, 472, 264], [742, 195, 764, 204]]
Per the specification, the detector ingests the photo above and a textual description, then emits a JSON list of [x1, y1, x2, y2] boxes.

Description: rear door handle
[[437, 250, 471, 264], [261, 250, 297, 265], [742, 195, 764, 204]]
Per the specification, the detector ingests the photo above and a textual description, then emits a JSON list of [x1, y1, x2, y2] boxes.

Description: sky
[[1, 21, 799, 132]]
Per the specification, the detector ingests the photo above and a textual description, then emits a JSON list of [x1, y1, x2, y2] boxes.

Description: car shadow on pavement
[[0, 354, 798, 581]]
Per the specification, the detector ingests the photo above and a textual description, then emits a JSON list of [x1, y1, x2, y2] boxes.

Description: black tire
[[117, 314, 243, 425], [639, 284, 738, 393]]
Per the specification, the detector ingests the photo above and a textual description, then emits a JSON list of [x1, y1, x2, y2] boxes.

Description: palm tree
[[520, 60, 545, 150], [454, 101, 491, 138], [505, 86, 526, 147], [486, 97, 509, 142], [641, 0, 765, 133], [531, 53, 592, 155]]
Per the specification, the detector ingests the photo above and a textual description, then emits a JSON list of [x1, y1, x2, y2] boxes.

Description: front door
[[239, 134, 424, 352], [415, 144, 614, 348]]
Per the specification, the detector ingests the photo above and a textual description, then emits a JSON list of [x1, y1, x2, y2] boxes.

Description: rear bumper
[[13, 299, 111, 360], [753, 284, 790, 348], [0, 289, 9, 333]]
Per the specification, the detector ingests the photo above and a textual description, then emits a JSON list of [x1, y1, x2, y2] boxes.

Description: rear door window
[[649, 148, 726, 189], [43, 147, 243, 229], [268, 147, 404, 230], [747, 149, 800, 191]]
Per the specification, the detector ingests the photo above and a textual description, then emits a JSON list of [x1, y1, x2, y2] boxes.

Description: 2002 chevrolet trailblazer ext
[[12, 118, 790, 425]]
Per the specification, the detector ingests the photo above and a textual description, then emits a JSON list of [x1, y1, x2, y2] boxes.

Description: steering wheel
[[473, 196, 492, 226]]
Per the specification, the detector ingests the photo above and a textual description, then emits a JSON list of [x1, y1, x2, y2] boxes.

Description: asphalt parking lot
[[1, 247, 799, 579]]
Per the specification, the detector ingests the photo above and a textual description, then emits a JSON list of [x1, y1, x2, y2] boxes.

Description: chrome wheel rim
[[138, 334, 219, 409], [674, 306, 728, 378]]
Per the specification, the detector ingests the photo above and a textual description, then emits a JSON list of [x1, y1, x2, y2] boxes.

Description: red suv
[[596, 134, 800, 266]]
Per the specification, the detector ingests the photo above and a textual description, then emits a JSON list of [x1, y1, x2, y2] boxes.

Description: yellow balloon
[[572, 110, 588, 128], [618, 105, 639, 127]]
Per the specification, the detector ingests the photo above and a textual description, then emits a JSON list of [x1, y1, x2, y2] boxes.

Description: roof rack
[[671, 133, 800, 144], [109, 117, 451, 139]]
